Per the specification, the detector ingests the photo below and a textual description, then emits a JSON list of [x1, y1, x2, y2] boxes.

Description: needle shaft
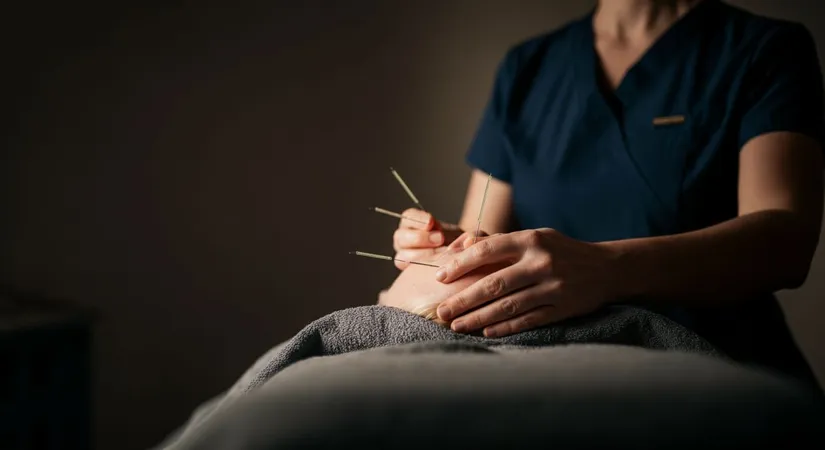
[[390, 167, 425, 211], [350, 251, 439, 268], [473, 173, 492, 245], [371, 207, 428, 225]]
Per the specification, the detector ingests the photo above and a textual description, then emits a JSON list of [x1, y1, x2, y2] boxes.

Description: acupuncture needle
[[349, 251, 439, 268], [370, 207, 429, 225], [389, 167, 425, 211], [473, 173, 492, 245]]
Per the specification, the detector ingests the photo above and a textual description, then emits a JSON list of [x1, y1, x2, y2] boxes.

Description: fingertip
[[436, 304, 451, 321], [426, 215, 439, 231], [462, 236, 475, 249], [400, 208, 434, 230], [448, 234, 467, 251], [483, 327, 498, 338], [393, 257, 408, 270]]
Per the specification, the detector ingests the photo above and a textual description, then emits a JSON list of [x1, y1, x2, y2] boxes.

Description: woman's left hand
[[434, 228, 621, 337]]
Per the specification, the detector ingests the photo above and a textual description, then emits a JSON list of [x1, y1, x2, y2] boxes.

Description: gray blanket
[[155, 304, 725, 449], [243, 304, 721, 391]]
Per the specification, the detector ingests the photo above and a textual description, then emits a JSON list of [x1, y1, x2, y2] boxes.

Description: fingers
[[436, 261, 537, 322], [447, 231, 471, 251], [393, 209, 446, 254], [460, 231, 494, 250], [482, 305, 563, 338], [393, 228, 444, 251], [445, 230, 489, 251], [399, 208, 436, 231], [444, 230, 465, 249], [394, 249, 438, 270], [390, 208, 465, 269], [435, 233, 521, 283], [448, 282, 555, 333]]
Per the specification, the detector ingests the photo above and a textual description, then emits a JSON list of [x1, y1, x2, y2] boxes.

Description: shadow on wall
[[0, 1, 822, 449]]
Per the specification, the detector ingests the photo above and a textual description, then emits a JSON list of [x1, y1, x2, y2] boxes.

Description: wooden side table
[[0, 290, 95, 450]]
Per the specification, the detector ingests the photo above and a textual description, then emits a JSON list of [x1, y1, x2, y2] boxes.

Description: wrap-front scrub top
[[465, 0, 825, 384]]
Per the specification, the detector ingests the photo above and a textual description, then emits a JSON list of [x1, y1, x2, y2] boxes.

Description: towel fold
[[155, 304, 726, 449], [242, 304, 723, 391]]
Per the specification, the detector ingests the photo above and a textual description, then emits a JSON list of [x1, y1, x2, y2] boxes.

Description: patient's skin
[[378, 247, 505, 327]]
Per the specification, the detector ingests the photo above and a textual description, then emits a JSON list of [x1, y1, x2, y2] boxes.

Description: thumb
[[448, 231, 471, 251], [461, 230, 491, 249]]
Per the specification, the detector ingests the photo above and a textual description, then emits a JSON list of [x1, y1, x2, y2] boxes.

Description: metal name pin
[[652, 115, 686, 126]]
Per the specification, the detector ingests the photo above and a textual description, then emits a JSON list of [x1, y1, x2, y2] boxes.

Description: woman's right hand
[[392, 209, 465, 270]]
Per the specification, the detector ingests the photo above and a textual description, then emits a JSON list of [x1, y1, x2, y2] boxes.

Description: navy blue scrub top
[[466, 0, 824, 384]]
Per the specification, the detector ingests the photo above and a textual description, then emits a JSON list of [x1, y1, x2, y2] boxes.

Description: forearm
[[604, 209, 821, 307]]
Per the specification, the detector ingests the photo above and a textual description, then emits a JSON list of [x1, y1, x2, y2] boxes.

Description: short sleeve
[[738, 23, 825, 151], [465, 50, 519, 183]]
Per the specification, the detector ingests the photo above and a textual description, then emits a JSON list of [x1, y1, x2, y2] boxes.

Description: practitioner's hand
[[445, 229, 491, 251], [379, 248, 508, 327], [392, 209, 465, 270], [433, 228, 620, 337]]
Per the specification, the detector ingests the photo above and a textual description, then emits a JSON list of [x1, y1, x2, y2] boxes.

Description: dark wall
[[1, 2, 823, 449]]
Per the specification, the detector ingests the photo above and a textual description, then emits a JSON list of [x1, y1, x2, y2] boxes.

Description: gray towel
[[154, 304, 725, 449], [243, 304, 723, 391]]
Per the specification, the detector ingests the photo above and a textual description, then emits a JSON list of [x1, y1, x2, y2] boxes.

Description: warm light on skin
[[379, 247, 506, 326]]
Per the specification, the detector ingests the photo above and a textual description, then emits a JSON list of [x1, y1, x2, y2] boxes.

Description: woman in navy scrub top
[[393, 0, 824, 384]]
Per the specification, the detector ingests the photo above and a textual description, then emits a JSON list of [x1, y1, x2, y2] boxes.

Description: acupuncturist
[[392, 0, 825, 385]]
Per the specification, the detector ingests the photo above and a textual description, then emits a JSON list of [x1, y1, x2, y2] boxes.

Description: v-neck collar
[[574, 0, 722, 105]]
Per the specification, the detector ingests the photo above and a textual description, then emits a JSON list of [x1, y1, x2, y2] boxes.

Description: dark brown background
[[1, 1, 823, 449]]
